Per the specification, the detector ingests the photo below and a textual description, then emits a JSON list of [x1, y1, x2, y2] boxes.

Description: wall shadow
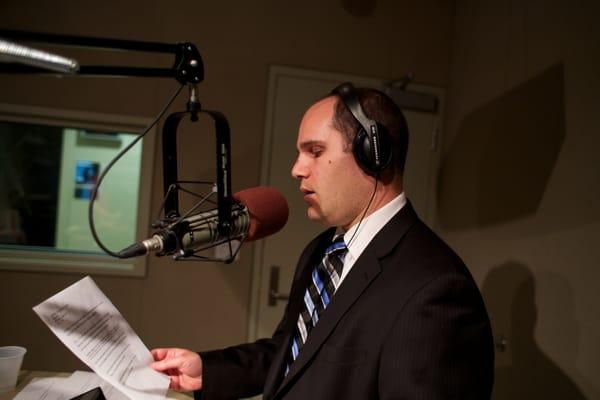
[[482, 262, 586, 399], [437, 63, 566, 230]]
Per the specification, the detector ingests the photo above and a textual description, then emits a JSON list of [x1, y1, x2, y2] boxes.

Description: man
[[151, 83, 494, 399]]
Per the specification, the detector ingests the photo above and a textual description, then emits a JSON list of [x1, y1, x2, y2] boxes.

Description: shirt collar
[[337, 192, 406, 262]]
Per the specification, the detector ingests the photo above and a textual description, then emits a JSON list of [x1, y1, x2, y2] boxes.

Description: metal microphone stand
[[0, 29, 237, 261]]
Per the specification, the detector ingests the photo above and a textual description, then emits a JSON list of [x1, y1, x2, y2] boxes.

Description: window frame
[[0, 102, 156, 277]]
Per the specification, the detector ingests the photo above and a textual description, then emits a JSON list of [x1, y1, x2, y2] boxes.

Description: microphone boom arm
[[0, 29, 204, 84]]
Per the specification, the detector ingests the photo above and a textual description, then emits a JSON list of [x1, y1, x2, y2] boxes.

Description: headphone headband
[[331, 83, 377, 136], [331, 82, 389, 173]]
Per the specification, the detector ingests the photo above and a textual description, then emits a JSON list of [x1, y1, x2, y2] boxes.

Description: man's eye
[[311, 147, 323, 157]]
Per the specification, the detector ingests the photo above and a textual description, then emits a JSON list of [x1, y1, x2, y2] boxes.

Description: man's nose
[[291, 157, 307, 179]]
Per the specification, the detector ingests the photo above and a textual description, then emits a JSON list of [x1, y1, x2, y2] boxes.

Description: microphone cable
[[344, 175, 379, 249], [88, 84, 184, 258]]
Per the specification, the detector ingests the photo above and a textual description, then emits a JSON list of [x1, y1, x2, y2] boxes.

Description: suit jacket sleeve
[[196, 336, 283, 399]]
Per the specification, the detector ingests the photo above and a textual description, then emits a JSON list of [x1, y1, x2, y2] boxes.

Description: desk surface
[[0, 370, 193, 400]]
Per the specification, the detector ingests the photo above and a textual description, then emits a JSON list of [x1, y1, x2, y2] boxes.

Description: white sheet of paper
[[14, 371, 130, 400], [14, 373, 117, 400], [13, 377, 76, 400], [33, 276, 170, 400], [66, 371, 129, 400]]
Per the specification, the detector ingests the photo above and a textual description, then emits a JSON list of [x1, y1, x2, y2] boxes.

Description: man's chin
[[307, 208, 323, 222], [307, 209, 334, 227]]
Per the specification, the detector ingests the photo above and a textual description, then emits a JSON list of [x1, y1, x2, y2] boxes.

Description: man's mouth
[[300, 187, 315, 200]]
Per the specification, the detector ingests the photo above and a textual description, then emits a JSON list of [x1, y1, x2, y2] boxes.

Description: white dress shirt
[[337, 192, 407, 286]]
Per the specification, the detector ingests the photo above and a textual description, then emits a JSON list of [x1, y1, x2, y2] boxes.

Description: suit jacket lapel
[[271, 247, 381, 398], [262, 230, 334, 399], [268, 202, 419, 399]]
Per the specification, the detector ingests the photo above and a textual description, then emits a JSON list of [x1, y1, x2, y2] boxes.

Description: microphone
[[0, 38, 79, 73], [118, 186, 288, 258]]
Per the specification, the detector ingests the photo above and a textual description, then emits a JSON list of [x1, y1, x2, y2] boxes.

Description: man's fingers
[[150, 356, 184, 372], [150, 348, 169, 361], [169, 375, 181, 390]]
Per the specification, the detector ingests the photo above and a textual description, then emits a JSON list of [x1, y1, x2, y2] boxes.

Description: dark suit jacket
[[198, 202, 494, 399]]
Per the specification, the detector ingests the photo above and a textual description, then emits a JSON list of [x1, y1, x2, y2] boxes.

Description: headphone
[[331, 82, 393, 176]]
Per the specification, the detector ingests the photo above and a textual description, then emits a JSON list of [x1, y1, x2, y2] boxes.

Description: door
[[248, 66, 445, 341]]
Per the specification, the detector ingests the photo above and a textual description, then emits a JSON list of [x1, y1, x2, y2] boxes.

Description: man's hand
[[150, 348, 203, 391]]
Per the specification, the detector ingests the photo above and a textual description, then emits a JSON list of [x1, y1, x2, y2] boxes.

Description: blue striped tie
[[286, 236, 347, 374]]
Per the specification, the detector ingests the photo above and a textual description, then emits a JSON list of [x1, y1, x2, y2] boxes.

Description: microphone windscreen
[[233, 186, 289, 241]]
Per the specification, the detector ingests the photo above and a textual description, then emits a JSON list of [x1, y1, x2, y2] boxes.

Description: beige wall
[[0, 0, 455, 371], [439, 0, 599, 398], [4, 1, 598, 397]]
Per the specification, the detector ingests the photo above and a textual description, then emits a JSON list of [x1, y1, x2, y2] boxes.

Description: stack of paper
[[14, 371, 128, 400]]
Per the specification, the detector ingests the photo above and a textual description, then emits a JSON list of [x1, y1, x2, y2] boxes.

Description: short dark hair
[[331, 88, 409, 175]]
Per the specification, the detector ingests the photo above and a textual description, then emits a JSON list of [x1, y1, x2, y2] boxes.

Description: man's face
[[291, 97, 373, 229]]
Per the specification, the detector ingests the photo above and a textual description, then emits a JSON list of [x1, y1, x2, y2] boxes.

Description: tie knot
[[325, 235, 347, 257]]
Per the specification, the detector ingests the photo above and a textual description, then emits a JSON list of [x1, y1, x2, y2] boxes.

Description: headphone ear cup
[[352, 127, 372, 174], [375, 123, 393, 170], [353, 124, 393, 175]]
